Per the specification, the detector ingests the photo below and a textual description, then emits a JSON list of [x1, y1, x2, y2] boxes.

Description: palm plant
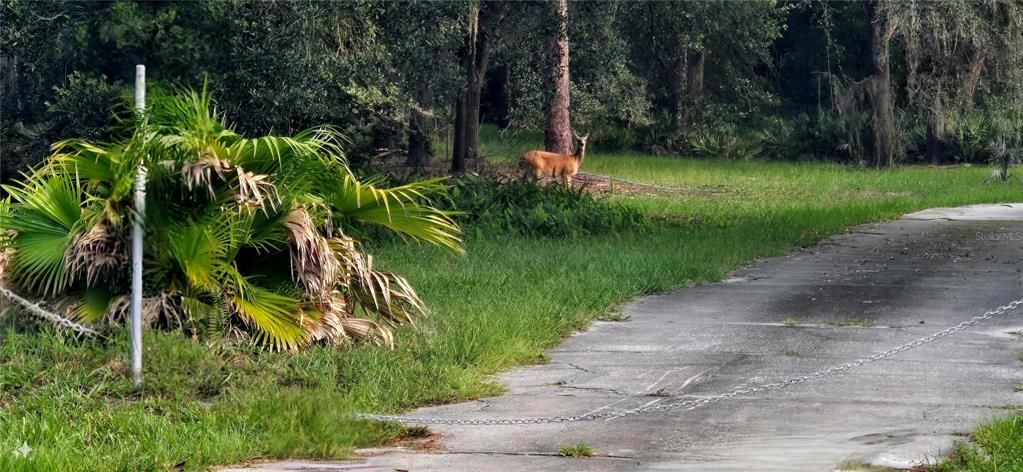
[[988, 138, 1020, 182], [0, 88, 461, 350]]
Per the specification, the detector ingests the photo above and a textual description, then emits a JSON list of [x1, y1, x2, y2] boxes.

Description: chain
[[359, 298, 1023, 426], [0, 286, 103, 338]]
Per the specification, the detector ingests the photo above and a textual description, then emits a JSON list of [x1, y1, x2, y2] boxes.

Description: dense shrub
[[690, 124, 763, 161], [946, 111, 999, 163], [446, 175, 646, 238], [755, 113, 847, 160]]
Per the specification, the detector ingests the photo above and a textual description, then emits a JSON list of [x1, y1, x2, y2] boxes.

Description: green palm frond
[[328, 175, 463, 253], [228, 127, 347, 173], [2, 173, 85, 296], [167, 220, 228, 292], [223, 267, 310, 351], [180, 295, 229, 338], [67, 286, 118, 323]]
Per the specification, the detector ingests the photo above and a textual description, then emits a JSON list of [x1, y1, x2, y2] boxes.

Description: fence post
[[130, 65, 146, 387]]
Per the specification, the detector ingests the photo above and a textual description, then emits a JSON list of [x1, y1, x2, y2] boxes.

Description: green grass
[[929, 415, 1023, 471], [558, 442, 595, 458], [1, 140, 1021, 470]]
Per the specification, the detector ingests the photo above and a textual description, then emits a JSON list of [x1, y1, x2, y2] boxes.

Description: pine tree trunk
[[452, 2, 490, 174], [926, 83, 945, 164], [494, 64, 512, 129], [544, 0, 572, 154], [453, 94, 467, 172], [866, 0, 898, 168], [667, 47, 687, 130], [686, 50, 705, 121], [407, 86, 432, 169]]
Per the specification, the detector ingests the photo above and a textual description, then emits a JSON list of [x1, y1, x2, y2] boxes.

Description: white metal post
[[130, 65, 146, 387]]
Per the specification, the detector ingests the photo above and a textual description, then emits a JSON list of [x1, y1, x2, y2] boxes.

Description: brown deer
[[519, 131, 588, 186]]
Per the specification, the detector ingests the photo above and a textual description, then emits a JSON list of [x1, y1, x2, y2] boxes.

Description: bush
[[445, 175, 646, 238], [690, 124, 762, 161], [755, 112, 847, 161], [1, 89, 460, 350], [947, 111, 998, 163]]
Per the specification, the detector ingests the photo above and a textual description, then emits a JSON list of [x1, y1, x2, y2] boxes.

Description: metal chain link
[[0, 287, 103, 338], [359, 298, 1023, 426]]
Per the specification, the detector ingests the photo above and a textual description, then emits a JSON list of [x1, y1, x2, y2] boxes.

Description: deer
[[519, 131, 589, 186]]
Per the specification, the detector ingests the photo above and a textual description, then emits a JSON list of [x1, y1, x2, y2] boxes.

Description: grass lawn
[[1, 139, 1021, 470]]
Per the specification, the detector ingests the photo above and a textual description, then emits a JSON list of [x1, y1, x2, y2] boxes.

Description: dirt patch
[[382, 426, 443, 452]]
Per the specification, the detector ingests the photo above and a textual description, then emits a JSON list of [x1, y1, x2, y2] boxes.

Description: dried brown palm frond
[[0, 248, 11, 283], [304, 291, 348, 342], [350, 266, 426, 326], [65, 223, 127, 286], [99, 293, 173, 327], [303, 288, 397, 348], [338, 317, 394, 348], [328, 235, 426, 325], [234, 166, 279, 212], [328, 235, 361, 287], [284, 209, 341, 299], [181, 153, 231, 195]]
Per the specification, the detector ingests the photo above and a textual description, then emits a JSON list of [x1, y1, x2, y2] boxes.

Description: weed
[[783, 318, 800, 327], [930, 415, 1023, 471], [558, 442, 595, 458], [597, 312, 631, 322]]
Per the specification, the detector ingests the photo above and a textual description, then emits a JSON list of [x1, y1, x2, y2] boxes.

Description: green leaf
[[328, 175, 463, 253], [3, 173, 84, 296]]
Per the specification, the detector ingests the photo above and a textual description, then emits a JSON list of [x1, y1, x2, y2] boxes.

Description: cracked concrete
[[221, 204, 1023, 471]]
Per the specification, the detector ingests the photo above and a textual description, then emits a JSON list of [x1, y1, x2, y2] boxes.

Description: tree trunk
[[667, 47, 687, 130], [960, 52, 985, 112], [453, 94, 467, 171], [0, 52, 18, 114], [926, 82, 945, 164], [686, 50, 705, 121], [544, 0, 572, 154], [406, 86, 432, 169], [452, 2, 490, 174], [866, 1, 898, 168], [494, 64, 512, 129]]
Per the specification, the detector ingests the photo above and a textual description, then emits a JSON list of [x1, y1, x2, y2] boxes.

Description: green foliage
[[46, 72, 129, 141], [558, 442, 595, 458], [690, 126, 762, 161], [988, 138, 1021, 182], [756, 113, 847, 160], [930, 416, 1023, 472], [947, 112, 1000, 164], [445, 175, 645, 238], [1, 89, 461, 350]]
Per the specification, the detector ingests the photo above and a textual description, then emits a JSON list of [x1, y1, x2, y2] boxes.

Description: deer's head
[[572, 131, 589, 150]]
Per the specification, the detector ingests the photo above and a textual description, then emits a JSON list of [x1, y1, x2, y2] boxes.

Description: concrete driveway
[[231, 204, 1023, 471]]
